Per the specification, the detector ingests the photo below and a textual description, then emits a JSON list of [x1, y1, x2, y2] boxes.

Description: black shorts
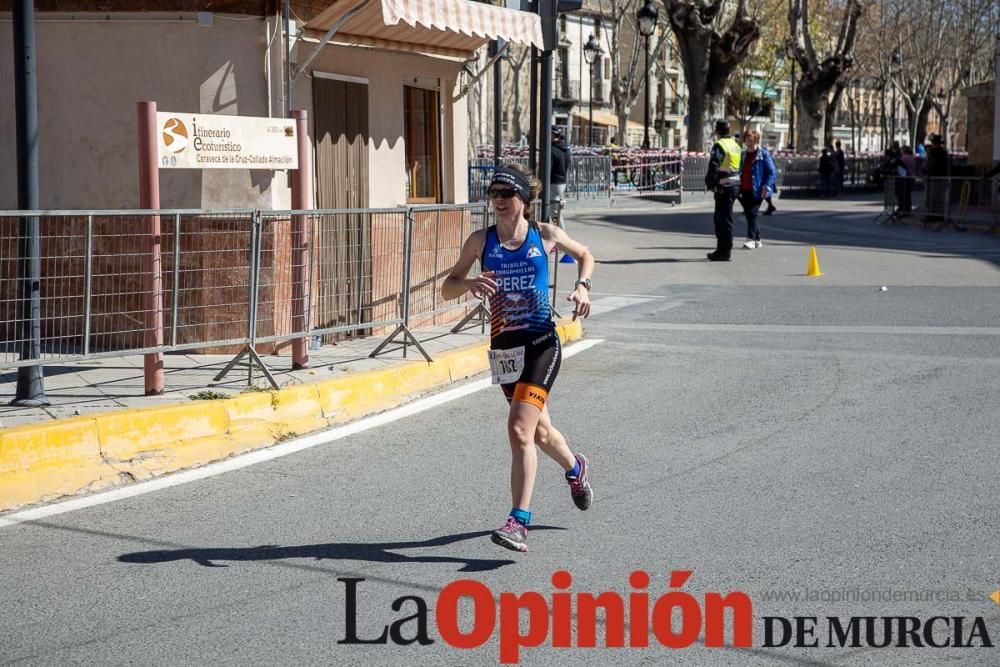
[[494, 330, 561, 410]]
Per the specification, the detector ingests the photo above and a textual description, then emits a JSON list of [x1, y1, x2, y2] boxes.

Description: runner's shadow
[[117, 527, 565, 573]]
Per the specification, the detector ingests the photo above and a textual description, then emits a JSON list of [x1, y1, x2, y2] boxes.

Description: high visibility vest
[[716, 137, 742, 172]]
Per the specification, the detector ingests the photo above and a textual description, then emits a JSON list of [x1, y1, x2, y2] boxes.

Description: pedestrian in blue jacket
[[738, 129, 777, 249]]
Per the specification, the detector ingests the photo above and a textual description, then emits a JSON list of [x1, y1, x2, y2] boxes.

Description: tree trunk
[[912, 97, 931, 147], [788, 0, 863, 152], [686, 84, 708, 152], [879, 86, 887, 149], [617, 107, 632, 146], [796, 82, 826, 150], [705, 93, 725, 148], [511, 66, 522, 143], [666, 0, 760, 152], [823, 82, 844, 148]]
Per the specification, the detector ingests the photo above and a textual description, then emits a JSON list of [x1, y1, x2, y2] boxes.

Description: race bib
[[488, 346, 525, 385]]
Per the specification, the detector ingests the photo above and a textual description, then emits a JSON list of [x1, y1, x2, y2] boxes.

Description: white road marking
[[600, 322, 1000, 336], [588, 294, 661, 316], [0, 338, 606, 528]]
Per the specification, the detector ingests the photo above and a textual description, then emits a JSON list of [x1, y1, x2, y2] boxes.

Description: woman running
[[442, 163, 595, 552]]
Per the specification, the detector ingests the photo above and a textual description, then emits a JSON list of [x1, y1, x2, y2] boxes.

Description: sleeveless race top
[[481, 221, 555, 343]]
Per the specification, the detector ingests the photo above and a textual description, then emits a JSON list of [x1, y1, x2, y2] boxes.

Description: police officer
[[705, 119, 742, 261]]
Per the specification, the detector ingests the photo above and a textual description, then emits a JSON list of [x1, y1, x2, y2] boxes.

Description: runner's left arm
[[540, 223, 594, 320]]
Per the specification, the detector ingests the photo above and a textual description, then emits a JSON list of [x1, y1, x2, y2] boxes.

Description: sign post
[[290, 109, 311, 369], [137, 106, 300, 391], [137, 101, 164, 395]]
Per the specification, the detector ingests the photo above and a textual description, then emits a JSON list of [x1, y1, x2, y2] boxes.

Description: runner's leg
[[533, 404, 575, 470], [507, 398, 544, 510]]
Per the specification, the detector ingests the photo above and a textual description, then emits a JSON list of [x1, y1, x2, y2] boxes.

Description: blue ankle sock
[[565, 459, 581, 479], [510, 508, 532, 526]]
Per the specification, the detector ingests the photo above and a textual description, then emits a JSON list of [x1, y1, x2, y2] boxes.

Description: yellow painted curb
[[0, 320, 585, 512], [0, 416, 113, 508]]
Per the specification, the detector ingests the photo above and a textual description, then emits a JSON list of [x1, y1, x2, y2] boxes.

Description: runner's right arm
[[441, 230, 495, 300]]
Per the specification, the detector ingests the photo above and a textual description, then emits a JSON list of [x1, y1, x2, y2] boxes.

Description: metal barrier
[[681, 156, 710, 192], [566, 156, 613, 199], [874, 176, 918, 225], [677, 155, 883, 197], [0, 209, 257, 370], [1, 203, 491, 385], [921, 177, 998, 231], [470, 152, 914, 204], [876, 176, 1000, 231], [468, 156, 612, 202], [609, 152, 682, 204]]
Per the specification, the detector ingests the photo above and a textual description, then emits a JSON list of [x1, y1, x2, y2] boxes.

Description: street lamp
[[583, 33, 602, 146], [637, 0, 658, 149], [889, 47, 901, 148]]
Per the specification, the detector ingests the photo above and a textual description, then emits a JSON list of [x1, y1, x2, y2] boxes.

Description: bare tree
[[724, 0, 785, 135], [504, 46, 530, 143], [929, 0, 999, 148], [852, 0, 996, 150], [822, 79, 846, 147], [664, 0, 761, 150], [597, 0, 672, 146], [787, 0, 863, 150]]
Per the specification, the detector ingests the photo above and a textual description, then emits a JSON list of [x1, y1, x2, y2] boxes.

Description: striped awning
[[305, 0, 545, 59]]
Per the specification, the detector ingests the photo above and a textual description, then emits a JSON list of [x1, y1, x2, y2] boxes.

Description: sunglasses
[[488, 188, 518, 200]]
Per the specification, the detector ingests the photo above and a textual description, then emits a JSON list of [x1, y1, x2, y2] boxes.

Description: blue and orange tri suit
[[481, 220, 560, 410]]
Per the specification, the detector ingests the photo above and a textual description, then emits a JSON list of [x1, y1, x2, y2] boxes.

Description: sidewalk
[[0, 316, 584, 513], [0, 324, 489, 429]]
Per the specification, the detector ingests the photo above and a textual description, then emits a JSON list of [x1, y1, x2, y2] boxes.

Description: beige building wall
[[963, 81, 995, 168], [0, 12, 288, 210], [297, 43, 467, 208], [0, 13, 471, 210]]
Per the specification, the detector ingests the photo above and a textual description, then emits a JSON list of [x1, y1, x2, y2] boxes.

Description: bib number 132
[[488, 347, 525, 384]]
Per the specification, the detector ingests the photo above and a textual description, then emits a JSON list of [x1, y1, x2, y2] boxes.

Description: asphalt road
[[2, 195, 999, 666]]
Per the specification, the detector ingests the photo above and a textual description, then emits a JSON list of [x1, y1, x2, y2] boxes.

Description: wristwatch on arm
[[574, 278, 592, 291]]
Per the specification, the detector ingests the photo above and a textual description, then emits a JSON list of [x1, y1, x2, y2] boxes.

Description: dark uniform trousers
[[713, 184, 739, 256]]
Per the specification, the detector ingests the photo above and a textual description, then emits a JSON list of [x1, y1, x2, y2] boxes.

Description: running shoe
[[743, 239, 755, 249], [491, 516, 529, 552], [566, 453, 593, 510]]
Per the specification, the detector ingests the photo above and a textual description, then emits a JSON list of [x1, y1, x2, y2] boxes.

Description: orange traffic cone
[[806, 247, 823, 277]]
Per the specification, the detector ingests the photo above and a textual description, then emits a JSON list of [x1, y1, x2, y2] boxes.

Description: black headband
[[489, 166, 532, 203]]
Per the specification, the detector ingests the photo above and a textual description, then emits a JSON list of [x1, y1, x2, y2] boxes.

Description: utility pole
[[12, 0, 48, 406]]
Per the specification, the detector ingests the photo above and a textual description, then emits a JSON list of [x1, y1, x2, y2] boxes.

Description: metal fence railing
[[609, 151, 683, 204], [468, 156, 612, 202], [472, 152, 892, 203], [0, 210, 259, 368], [773, 155, 883, 193], [877, 176, 1000, 232], [1, 204, 491, 389]]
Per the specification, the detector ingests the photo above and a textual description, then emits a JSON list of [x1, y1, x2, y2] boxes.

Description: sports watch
[[574, 278, 592, 291]]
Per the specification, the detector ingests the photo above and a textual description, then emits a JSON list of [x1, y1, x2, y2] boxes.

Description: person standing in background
[[737, 129, 777, 249], [704, 119, 742, 262], [550, 128, 571, 230], [819, 146, 835, 197], [834, 140, 846, 195], [923, 134, 949, 224]]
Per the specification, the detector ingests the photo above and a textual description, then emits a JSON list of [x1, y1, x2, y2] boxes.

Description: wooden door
[[312, 77, 371, 339]]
